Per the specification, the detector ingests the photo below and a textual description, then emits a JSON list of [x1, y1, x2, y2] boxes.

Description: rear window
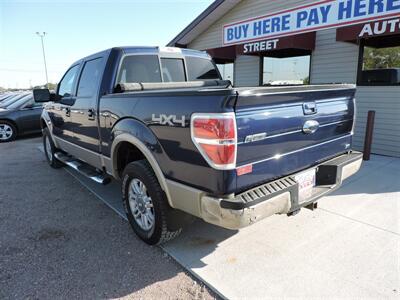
[[186, 57, 220, 81], [160, 58, 186, 82], [117, 55, 161, 84]]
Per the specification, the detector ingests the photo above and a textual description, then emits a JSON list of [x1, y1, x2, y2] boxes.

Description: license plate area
[[295, 168, 316, 203]]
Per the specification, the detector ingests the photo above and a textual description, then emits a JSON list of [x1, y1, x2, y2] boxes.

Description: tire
[[0, 121, 17, 142], [122, 160, 182, 245], [43, 128, 63, 168]]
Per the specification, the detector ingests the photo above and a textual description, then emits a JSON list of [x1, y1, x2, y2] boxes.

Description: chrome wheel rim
[[0, 124, 13, 141], [45, 135, 53, 162], [128, 178, 155, 231]]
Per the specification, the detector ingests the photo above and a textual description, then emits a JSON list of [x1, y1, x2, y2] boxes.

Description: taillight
[[191, 112, 237, 170]]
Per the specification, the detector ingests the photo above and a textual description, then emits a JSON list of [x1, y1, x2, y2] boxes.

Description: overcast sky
[[0, 0, 213, 88]]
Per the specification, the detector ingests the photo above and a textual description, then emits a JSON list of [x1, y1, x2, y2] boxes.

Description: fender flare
[[40, 109, 52, 129], [40, 110, 58, 147], [110, 132, 173, 207]]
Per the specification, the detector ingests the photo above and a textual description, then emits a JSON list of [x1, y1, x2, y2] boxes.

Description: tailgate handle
[[303, 102, 317, 115]]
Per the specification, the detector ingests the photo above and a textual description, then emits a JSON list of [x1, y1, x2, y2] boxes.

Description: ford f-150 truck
[[33, 46, 362, 245]]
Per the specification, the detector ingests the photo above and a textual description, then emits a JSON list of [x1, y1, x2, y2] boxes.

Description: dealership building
[[169, 0, 400, 157]]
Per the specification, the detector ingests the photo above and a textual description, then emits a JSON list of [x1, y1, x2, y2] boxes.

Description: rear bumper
[[167, 151, 363, 230]]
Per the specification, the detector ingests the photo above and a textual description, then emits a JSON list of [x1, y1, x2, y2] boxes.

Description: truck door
[[70, 57, 104, 153], [50, 64, 80, 143]]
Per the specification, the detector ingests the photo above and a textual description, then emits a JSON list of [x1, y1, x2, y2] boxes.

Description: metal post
[[363, 110, 375, 161], [36, 32, 49, 89]]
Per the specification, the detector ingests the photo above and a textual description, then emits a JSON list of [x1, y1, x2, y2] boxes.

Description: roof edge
[[167, 0, 225, 47]]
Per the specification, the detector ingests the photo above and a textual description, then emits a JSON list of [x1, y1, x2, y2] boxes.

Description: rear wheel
[[43, 128, 63, 168], [122, 160, 182, 245], [0, 121, 17, 142]]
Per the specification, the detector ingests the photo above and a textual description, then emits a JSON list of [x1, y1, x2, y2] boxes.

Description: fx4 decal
[[152, 114, 186, 127]]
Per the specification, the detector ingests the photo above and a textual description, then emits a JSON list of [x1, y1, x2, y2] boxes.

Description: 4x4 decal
[[151, 114, 186, 127]]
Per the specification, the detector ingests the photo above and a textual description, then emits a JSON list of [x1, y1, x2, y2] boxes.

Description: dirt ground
[[0, 137, 216, 299]]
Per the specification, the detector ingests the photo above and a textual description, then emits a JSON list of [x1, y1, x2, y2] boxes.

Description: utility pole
[[36, 32, 49, 88]]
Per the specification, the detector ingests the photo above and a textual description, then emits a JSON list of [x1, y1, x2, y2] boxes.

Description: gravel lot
[[0, 137, 215, 299]]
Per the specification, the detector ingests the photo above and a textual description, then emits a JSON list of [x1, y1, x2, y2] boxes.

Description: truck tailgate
[[234, 85, 356, 192]]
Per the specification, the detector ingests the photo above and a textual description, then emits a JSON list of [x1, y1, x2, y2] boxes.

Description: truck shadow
[[61, 163, 238, 271]]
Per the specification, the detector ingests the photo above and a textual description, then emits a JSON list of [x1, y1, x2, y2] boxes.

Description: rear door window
[[77, 58, 103, 97], [117, 55, 161, 84], [186, 57, 220, 81], [160, 58, 186, 82]]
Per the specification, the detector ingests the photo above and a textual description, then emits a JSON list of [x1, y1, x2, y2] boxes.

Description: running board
[[54, 152, 111, 185]]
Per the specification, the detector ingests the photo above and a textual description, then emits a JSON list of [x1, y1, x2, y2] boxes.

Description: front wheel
[[43, 128, 63, 168], [122, 160, 182, 245]]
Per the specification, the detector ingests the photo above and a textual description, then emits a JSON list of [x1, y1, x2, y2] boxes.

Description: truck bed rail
[[114, 80, 231, 93]]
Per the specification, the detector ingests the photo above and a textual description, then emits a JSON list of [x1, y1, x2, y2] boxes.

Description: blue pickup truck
[[34, 46, 362, 245]]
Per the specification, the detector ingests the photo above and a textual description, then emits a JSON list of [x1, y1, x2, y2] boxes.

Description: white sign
[[223, 0, 400, 45], [243, 39, 279, 53], [359, 17, 400, 36]]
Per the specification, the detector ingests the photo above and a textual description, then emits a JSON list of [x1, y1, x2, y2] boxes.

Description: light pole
[[36, 32, 49, 88]]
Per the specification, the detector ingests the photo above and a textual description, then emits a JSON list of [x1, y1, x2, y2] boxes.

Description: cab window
[[117, 55, 161, 84], [58, 65, 80, 97], [160, 58, 186, 82], [186, 57, 220, 81]]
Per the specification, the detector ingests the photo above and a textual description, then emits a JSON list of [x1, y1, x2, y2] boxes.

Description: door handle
[[88, 108, 95, 120], [65, 107, 71, 117]]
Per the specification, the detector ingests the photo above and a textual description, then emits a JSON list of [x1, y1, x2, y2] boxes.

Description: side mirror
[[33, 89, 55, 102]]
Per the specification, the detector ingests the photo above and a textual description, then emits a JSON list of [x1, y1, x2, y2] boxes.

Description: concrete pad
[[319, 157, 400, 234], [40, 145, 399, 299]]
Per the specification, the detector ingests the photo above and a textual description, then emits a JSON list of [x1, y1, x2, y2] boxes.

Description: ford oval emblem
[[303, 120, 319, 134]]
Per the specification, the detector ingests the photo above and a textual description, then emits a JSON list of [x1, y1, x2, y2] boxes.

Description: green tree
[[47, 83, 57, 91], [363, 46, 400, 70], [32, 82, 57, 90]]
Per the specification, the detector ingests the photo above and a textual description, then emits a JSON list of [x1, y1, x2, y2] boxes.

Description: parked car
[[0, 92, 30, 107], [0, 93, 43, 142], [34, 46, 362, 245], [0, 93, 14, 102]]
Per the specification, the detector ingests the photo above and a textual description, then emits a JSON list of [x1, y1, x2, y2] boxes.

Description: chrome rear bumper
[[167, 151, 363, 230]]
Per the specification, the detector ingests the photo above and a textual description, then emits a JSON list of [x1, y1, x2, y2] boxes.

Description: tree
[[363, 46, 400, 70], [32, 83, 57, 90], [47, 83, 57, 90]]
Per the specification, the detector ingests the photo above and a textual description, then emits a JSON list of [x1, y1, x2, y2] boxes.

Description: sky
[[0, 0, 213, 89]]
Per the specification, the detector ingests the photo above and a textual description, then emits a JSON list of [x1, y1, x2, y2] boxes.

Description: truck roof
[[71, 46, 210, 66]]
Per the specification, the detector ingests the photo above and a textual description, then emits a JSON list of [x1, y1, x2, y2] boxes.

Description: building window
[[262, 55, 310, 86], [216, 63, 234, 83], [358, 41, 400, 86]]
